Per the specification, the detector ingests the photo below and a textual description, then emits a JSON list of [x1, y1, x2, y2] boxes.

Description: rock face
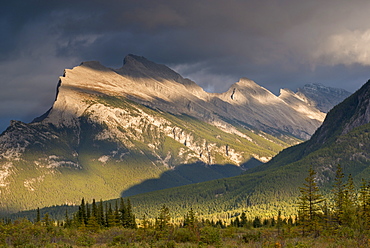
[[0, 54, 337, 212], [308, 80, 370, 149], [264, 79, 370, 170], [296, 83, 351, 113]]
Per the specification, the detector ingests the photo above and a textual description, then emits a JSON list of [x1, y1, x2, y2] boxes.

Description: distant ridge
[[296, 83, 351, 113]]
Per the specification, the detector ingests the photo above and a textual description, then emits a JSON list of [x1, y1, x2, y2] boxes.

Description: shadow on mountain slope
[[121, 158, 262, 197]]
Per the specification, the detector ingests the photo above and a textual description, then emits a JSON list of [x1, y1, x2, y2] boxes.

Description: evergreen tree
[[333, 164, 345, 225], [98, 199, 105, 227], [234, 216, 240, 227], [105, 203, 114, 227], [64, 209, 71, 228], [298, 166, 325, 235], [277, 210, 282, 234], [287, 216, 293, 226], [114, 201, 120, 226], [156, 205, 171, 230], [342, 174, 357, 227], [252, 216, 262, 228], [42, 213, 52, 228], [119, 197, 127, 227], [184, 208, 196, 228], [126, 198, 136, 228], [142, 214, 150, 229], [240, 212, 247, 227], [86, 214, 100, 231], [35, 207, 41, 224], [86, 201, 91, 224], [91, 199, 97, 220], [359, 179, 370, 229], [79, 198, 87, 226]]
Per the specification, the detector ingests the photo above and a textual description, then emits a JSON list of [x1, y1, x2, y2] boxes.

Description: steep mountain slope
[[0, 55, 327, 213], [111, 79, 370, 220], [296, 83, 351, 113]]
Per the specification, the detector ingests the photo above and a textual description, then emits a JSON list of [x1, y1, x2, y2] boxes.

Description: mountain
[[101, 79, 370, 220], [296, 83, 351, 113], [0, 55, 330, 213]]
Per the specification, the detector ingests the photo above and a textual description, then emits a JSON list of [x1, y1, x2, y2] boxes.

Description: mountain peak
[[75, 61, 114, 74], [123, 54, 151, 67], [235, 77, 259, 87], [117, 54, 182, 81], [300, 79, 370, 152], [296, 83, 351, 113]]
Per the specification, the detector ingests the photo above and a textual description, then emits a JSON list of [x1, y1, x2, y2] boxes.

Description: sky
[[1, 0, 370, 132]]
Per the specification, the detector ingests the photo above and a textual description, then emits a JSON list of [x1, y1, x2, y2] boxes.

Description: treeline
[[295, 164, 370, 236], [3, 166, 370, 246], [62, 197, 136, 229]]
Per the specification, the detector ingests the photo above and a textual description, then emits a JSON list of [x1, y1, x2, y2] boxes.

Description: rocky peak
[[342, 80, 370, 135], [303, 80, 370, 151], [278, 88, 326, 122], [117, 54, 182, 82], [296, 83, 351, 113]]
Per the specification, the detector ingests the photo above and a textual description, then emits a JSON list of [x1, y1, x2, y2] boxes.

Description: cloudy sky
[[1, 0, 370, 132]]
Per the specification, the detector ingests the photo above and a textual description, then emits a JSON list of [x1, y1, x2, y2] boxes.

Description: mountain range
[[120, 79, 370, 220], [0, 54, 350, 213]]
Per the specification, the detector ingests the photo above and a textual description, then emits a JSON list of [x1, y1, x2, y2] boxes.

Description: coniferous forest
[[2, 165, 370, 247]]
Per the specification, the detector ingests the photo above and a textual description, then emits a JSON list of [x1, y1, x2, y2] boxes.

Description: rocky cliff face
[[296, 83, 351, 113], [0, 54, 338, 212]]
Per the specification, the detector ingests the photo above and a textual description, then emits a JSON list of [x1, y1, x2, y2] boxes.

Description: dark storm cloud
[[1, 0, 370, 131]]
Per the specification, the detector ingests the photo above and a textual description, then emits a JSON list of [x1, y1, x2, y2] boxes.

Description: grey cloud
[[1, 0, 370, 132]]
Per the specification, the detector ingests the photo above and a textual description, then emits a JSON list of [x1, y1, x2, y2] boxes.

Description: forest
[[1, 164, 370, 247]]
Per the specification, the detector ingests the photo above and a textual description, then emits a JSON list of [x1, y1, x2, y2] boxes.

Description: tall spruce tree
[[342, 174, 357, 227], [240, 212, 247, 227], [333, 164, 345, 225], [156, 205, 171, 230], [35, 207, 41, 224], [80, 198, 87, 226], [91, 199, 97, 220], [98, 199, 105, 227], [298, 166, 325, 236], [359, 179, 370, 229]]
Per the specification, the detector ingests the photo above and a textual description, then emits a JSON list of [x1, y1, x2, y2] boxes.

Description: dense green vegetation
[[11, 120, 370, 225], [5, 166, 370, 247]]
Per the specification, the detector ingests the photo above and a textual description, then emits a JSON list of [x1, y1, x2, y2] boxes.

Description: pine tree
[[42, 213, 52, 228], [240, 212, 247, 227], [342, 174, 357, 227], [359, 179, 370, 229], [119, 197, 127, 227], [105, 203, 114, 227], [98, 199, 105, 227], [142, 214, 150, 229], [156, 205, 171, 230], [35, 207, 41, 224], [86, 201, 91, 224], [234, 216, 240, 227], [64, 209, 71, 228], [252, 216, 262, 228], [126, 198, 136, 228], [91, 199, 97, 220], [184, 208, 196, 228], [79, 198, 87, 226], [298, 166, 325, 236], [333, 164, 345, 225], [114, 201, 120, 226], [277, 210, 282, 234]]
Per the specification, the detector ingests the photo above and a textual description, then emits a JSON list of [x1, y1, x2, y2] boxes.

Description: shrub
[[200, 226, 221, 245], [242, 230, 261, 243], [173, 228, 197, 243]]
